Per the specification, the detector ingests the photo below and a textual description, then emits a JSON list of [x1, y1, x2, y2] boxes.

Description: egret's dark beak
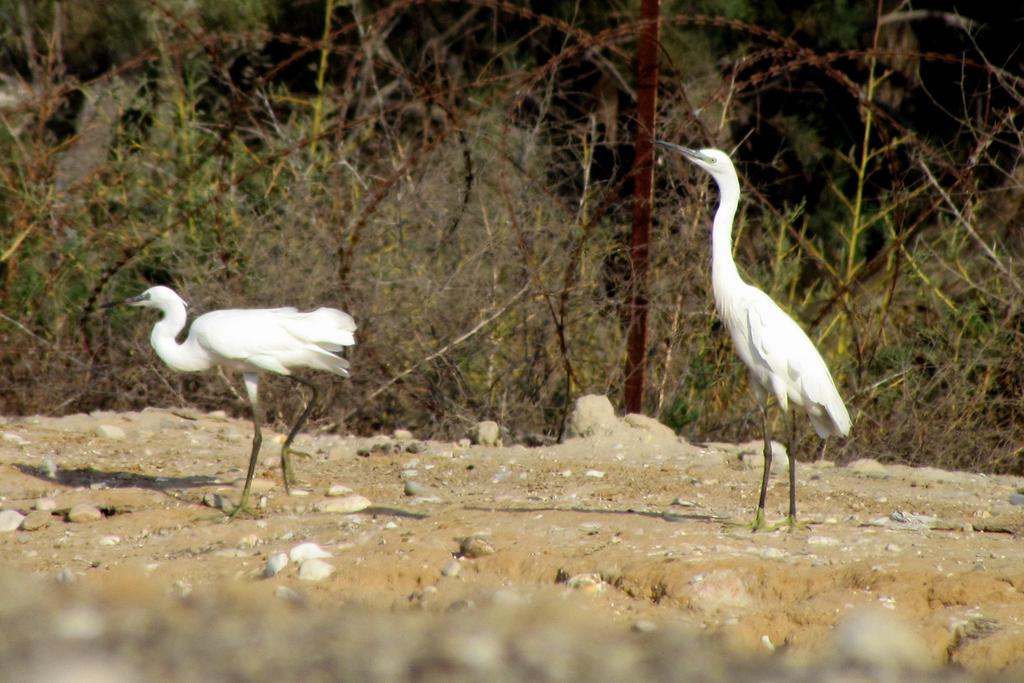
[[653, 140, 714, 164], [101, 292, 147, 309]]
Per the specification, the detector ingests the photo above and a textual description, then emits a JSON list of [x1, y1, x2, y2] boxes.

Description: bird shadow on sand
[[462, 504, 727, 525], [14, 463, 220, 493]]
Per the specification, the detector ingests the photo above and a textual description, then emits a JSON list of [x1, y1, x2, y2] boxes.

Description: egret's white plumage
[[106, 285, 356, 516], [656, 142, 850, 529]]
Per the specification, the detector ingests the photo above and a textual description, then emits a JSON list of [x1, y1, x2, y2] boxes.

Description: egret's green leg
[[752, 406, 773, 532], [788, 411, 798, 522], [280, 376, 320, 493], [229, 372, 263, 519]]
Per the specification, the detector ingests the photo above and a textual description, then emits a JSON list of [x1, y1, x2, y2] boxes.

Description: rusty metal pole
[[624, 0, 660, 414]]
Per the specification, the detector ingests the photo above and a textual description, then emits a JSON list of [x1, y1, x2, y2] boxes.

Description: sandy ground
[[1, 400, 1023, 681]]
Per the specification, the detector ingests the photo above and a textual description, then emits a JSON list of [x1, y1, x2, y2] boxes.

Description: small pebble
[[35, 498, 57, 512], [565, 572, 606, 593], [404, 481, 427, 497], [98, 535, 121, 546], [264, 552, 289, 578], [459, 536, 495, 558], [298, 558, 335, 581], [441, 558, 462, 577], [393, 429, 414, 440], [314, 494, 371, 514], [203, 493, 233, 511], [585, 469, 605, 479], [67, 503, 103, 523], [0, 509, 26, 532], [884, 543, 901, 553], [326, 484, 353, 497], [632, 620, 658, 633], [95, 424, 126, 440], [761, 635, 776, 652], [20, 510, 52, 531], [289, 542, 332, 563]]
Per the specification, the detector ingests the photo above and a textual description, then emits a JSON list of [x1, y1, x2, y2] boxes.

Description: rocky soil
[[1, 395, 1023, 682]]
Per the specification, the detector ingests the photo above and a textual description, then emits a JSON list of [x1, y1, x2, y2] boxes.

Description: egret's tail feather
[[281, 308, 357, 349]]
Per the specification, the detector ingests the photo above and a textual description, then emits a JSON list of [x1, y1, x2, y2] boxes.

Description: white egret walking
[[655, 142, 850, 529], [104, 285, 356, 516]]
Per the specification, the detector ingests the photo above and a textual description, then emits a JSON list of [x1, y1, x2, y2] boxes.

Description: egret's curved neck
[[709, 173, 743, 292], [149, 302, 210, 372]]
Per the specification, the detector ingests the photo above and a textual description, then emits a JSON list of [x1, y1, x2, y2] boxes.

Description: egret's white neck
[[149, 301, 211, 372], [709, 173, 744, 293]]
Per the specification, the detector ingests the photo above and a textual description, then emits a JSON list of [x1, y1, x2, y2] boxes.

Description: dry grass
[[1, 2, 1022, 473]]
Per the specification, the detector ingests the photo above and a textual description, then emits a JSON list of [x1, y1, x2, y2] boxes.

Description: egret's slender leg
[[787, 411, 798, 525], [280, 376, 320, 493], [753, 405, 773, 531], [230, 373, 263, 518]]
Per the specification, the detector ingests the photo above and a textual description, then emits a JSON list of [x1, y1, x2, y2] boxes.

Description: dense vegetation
[[1, 1, 1021, 473]]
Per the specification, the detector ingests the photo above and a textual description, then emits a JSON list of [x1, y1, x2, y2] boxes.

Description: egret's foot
[[227, 496, 256, 519], [751, 508, 771, 532], [280, 446, 314, 494], [737, 509, 802, 532]]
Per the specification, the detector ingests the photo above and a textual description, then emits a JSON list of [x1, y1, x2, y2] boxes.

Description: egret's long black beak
[[100, 292, 147, 309], [653, 140, 714, 164]]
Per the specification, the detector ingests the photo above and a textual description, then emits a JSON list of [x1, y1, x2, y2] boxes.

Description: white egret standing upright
[[655, 142, 850, 529], [104, 285, 356, 516]]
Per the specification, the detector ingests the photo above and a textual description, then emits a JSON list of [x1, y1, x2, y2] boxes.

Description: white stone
[[314, 494, 371, 514], [298, 558, 335, 581], [584, 469, 605, 479], [0, 509, 25, 532], [326, 484, 353, 497], [289, 542, 332, 563], [98, 535, 121, 546], [67, 503, 102, 523], [393, 429, 414, 440], [95, 424, 126, 440], [34, 498, 57, 511], [264, 552, 289, 578]]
